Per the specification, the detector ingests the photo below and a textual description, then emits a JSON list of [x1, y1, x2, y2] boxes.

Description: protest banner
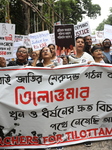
[[0, 63, 112, 149], [0, 23, 15, 58], [23, 35, 31, 48], [14, 35, 24, 47], [95, 31, 104, 39], [91, 35, 102, 45], [13, 35, 31, 60], [104, 24, 112, 42], [14, 35, 31, 48], [91, 35, 97, 45], [13, 34, 24, 59], [54, 21, 61, 25], [74, 21, 91, 38], [54, 24, 75, 55], [29, 30, 52, 51], [50, 33, 55, 45]]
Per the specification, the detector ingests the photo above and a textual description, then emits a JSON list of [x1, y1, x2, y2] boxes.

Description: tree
[[41, 0, 101, 31], [10, 0, 29, 34], [0, 0, 10, 23], [0, 0, 101, 34], [96, 7, 112, 31], [54, 0, 101, 24]]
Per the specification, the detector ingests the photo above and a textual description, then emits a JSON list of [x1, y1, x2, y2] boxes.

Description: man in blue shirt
[[102, 38, 112, 63]]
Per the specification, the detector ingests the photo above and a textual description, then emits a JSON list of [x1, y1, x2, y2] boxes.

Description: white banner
[[23, 35, 31, 48], [104, 24, 112, 42], [14, 35, 31, 48], [0, 63, 112, 149], [74, 21, 91, 38], [14, 34, 24, 47], [50, 33, 55, 45], [95, 31, 104, 39], [29, 30, 52, 51], [0, 23, 15, 58], [91, 35, 97, 44]]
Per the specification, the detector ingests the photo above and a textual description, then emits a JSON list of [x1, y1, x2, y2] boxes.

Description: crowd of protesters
[[0, 36, 112, 150], [0, 36, 112, 68]]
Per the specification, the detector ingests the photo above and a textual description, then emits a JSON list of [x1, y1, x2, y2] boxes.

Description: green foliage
[[54, 0, 101, 24], [0, 0, 101, 34], [10, 0, 25, 34], [0, 0, 25, 34], [0, 0, 9, 22], [96, 20, 105, 31], [96, 7, 112, 31]]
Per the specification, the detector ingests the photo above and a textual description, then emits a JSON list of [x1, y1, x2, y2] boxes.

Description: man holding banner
[[7, 46, 31, 66]]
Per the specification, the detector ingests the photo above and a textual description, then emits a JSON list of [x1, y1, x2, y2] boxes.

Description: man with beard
[[84, 35, 92, 55], [102, 38, 112, 63]]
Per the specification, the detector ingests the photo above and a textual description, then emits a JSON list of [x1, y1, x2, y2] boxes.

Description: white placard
[[104, 24, 112, 42], [50, 33, 55, 45], [23, 35, 31, 48], [14, 34, 24, 47], [29, 30, 52, 51], [95, 31, 104, 39], [74, 21, 91, 37], [0, 23, 15, 58]]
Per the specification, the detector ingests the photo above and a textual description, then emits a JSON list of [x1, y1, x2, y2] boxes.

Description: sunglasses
[[103, 41, 111, 43]]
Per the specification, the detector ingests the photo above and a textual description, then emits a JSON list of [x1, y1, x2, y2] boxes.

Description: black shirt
[[7, 59, 31, 66]]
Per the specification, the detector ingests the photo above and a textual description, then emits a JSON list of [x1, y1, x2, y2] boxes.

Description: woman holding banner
[[35, 47, 57, 68], [48, 44, 63, 66], [68, 36, 94, 64]]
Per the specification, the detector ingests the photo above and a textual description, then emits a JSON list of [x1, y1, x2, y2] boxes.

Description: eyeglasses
[[17, 51, 27, 54], [42, 49, 50, 53], [103, 41, 111, 43]]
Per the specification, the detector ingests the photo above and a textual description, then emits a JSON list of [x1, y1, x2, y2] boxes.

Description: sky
[[83, 0, 112, 31]]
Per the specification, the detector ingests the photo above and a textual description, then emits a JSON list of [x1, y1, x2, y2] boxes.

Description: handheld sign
[[74, 21, 91, 38], [104, 24, 112, 42], [95, 31, 104, 39], [0, 23, 15, 58], [54, 24, 75, 55], [29, 30, 52, 51]]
